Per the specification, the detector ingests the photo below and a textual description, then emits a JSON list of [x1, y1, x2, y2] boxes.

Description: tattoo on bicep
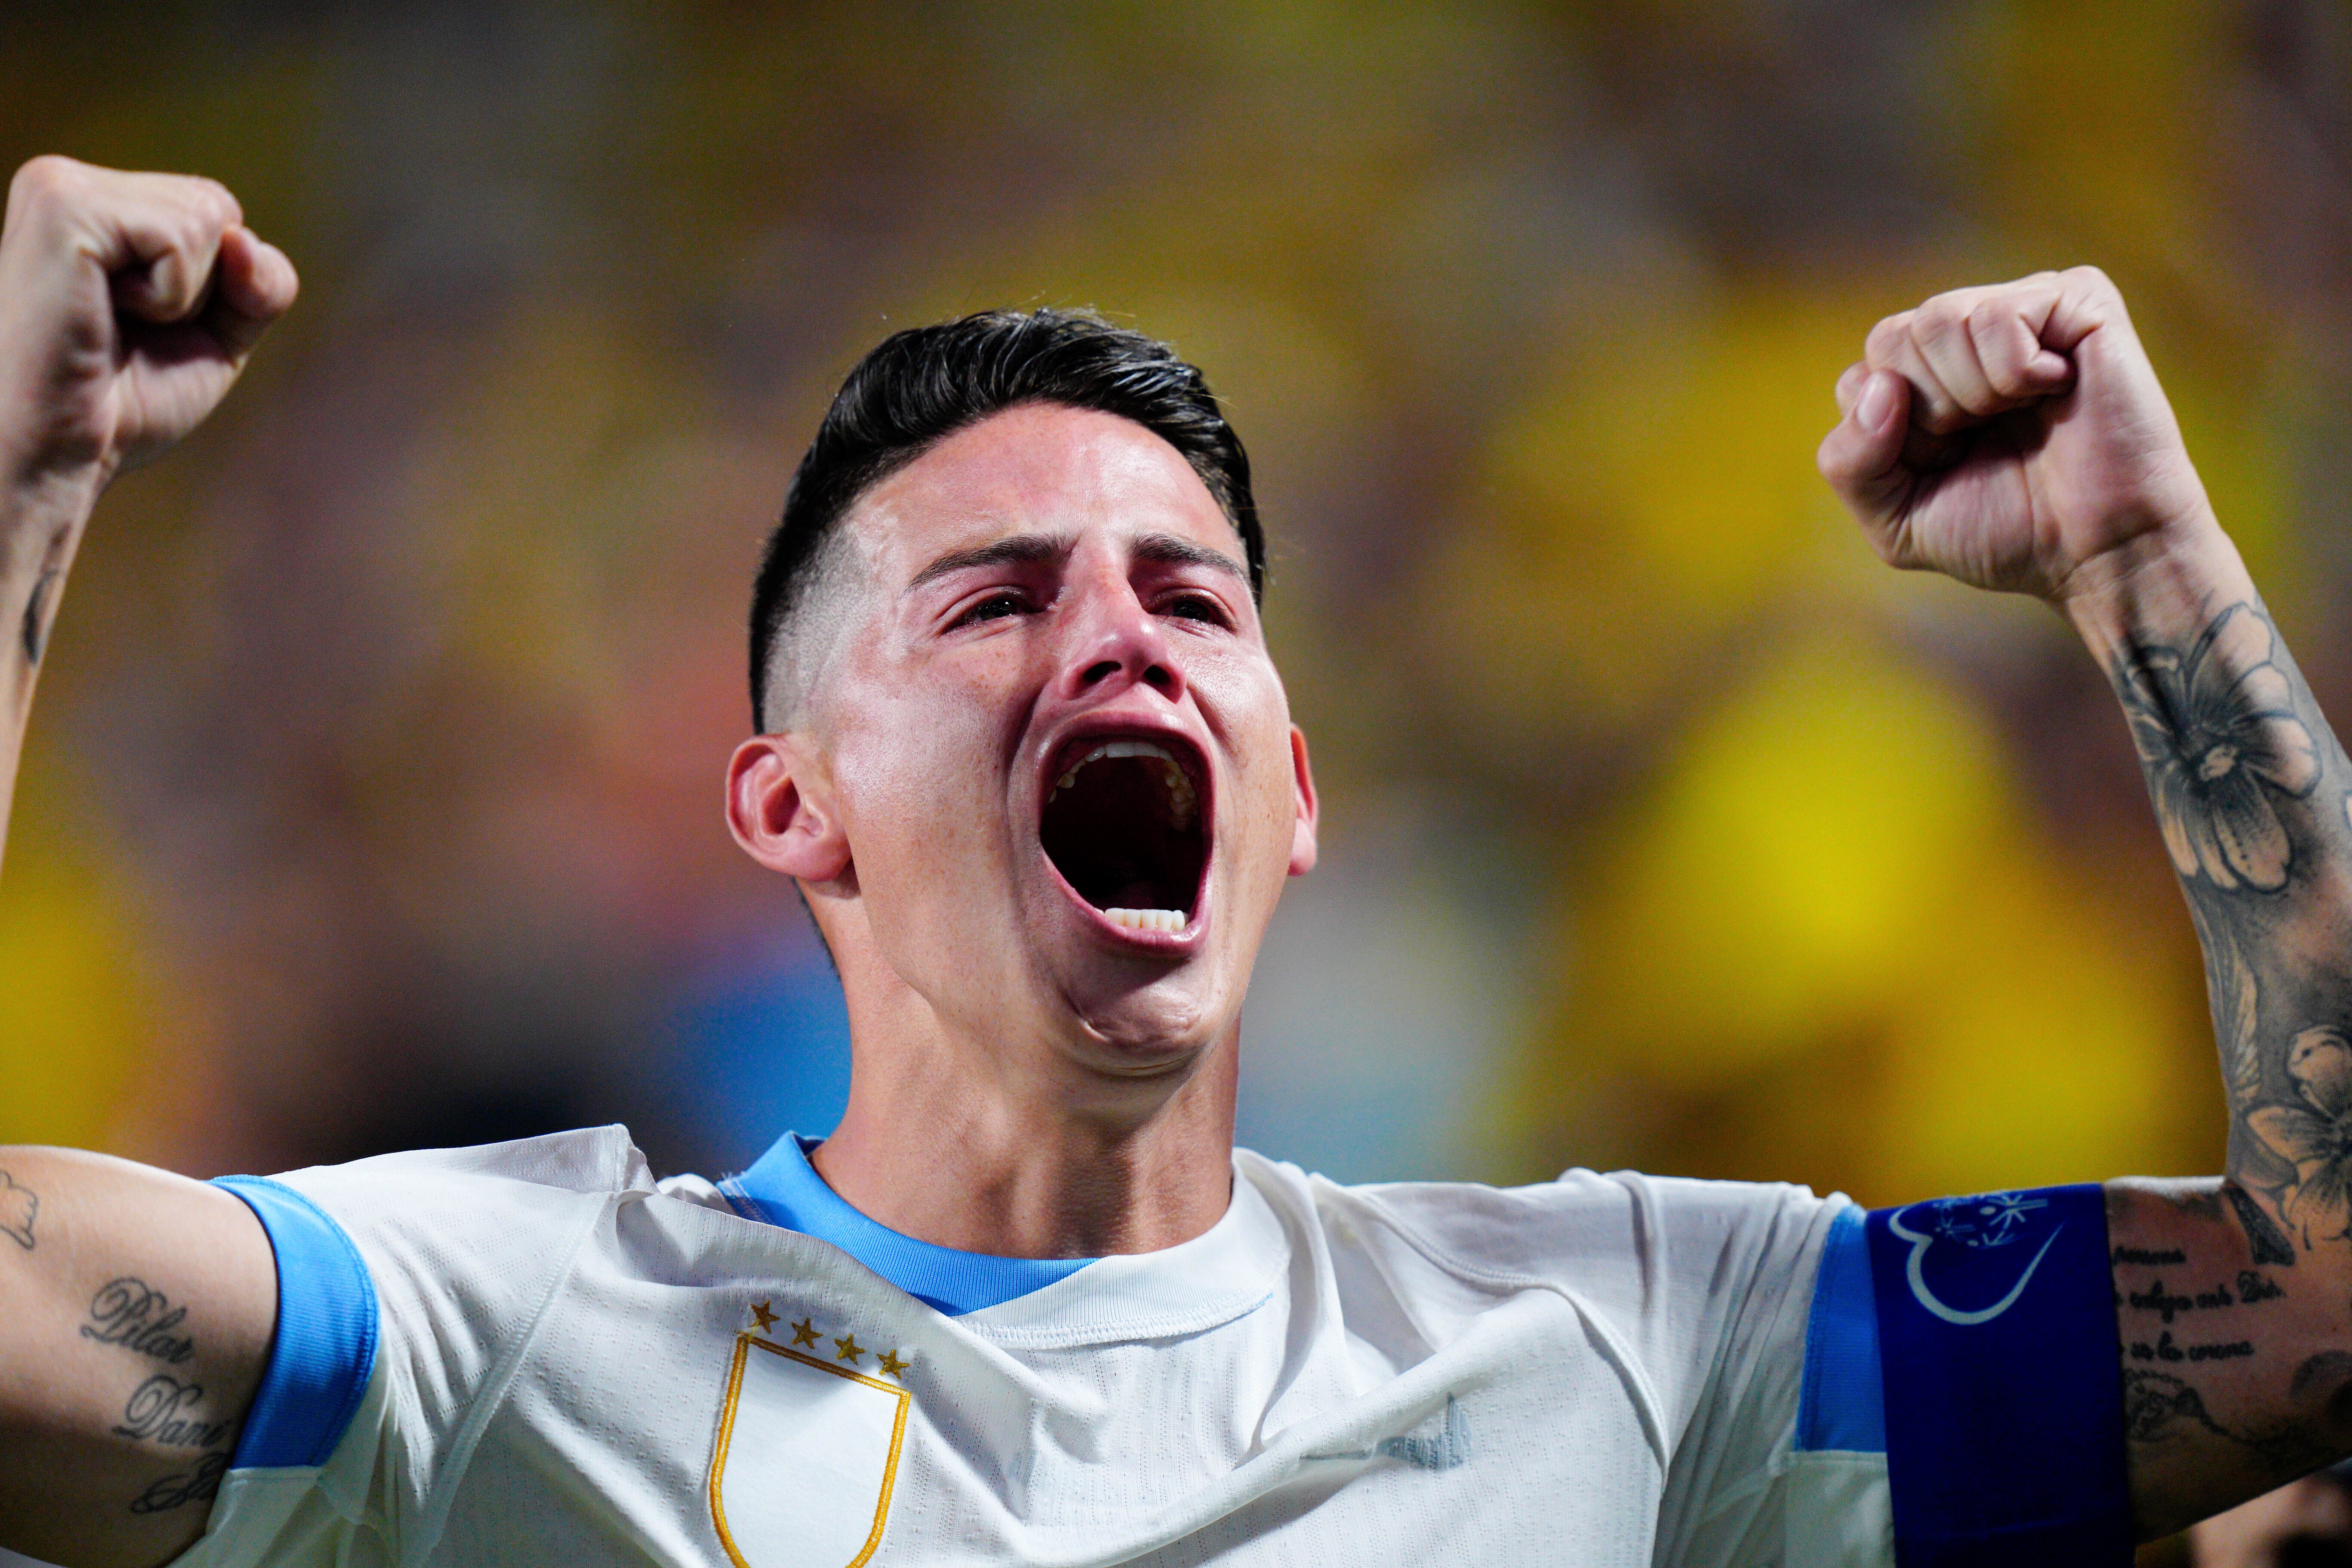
[[127, 1451, 229, 1515], [2125, 1369, 2232, 1444], [17, 563, 57, 666], [0, 1169, 35, 1250], [2225, 1185, 2298, 1266], [82, 1278, 197, 1363], [111, 1374, 233, 1449]]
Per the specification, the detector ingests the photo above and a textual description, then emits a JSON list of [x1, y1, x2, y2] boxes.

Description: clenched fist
[[0, 156, 297, 492], [1818, 267, 2215, 603]]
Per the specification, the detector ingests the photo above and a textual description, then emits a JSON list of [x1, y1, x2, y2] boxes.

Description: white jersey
[[175, 1126, 1894, 1568]]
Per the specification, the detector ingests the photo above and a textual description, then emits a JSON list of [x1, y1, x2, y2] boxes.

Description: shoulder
[[277, 1123, 654, 1203], [260, 1125, 655, 1360], [1298, 1159, 1840, 1289], [1244, 1152, 1845, 1342]]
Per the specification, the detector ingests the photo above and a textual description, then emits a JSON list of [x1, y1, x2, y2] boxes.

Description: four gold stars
[[750, 1309, 908, 1380]]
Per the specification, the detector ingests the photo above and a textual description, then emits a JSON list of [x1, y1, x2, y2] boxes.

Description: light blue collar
[[720, 1134, 1094, 1316]]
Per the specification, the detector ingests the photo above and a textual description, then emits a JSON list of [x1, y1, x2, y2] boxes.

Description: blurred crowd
[[0, 0, 2347, 1238]]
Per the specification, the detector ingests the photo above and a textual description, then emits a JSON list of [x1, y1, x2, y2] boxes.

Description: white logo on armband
[[1889, 1193, 2063, 1327]]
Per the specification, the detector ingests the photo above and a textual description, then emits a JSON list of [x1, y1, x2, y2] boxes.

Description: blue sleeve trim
[[1866, 1185, 2131, 1568], [214, 1176, 380, 1471], [1798, 1203, 1885, 1453]]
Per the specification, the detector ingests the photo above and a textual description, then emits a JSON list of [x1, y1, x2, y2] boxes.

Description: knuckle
[[193, 176, 241, 225], [1865, 312, 1910, 360], [1914, 296, 1965, 340], [10, 154, 81, 206], [2064, 263, 2118, 301]]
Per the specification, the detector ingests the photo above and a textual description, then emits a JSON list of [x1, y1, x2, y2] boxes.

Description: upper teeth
[[1050, 739, 1198, 828], [1106, 907, 1186, 932]]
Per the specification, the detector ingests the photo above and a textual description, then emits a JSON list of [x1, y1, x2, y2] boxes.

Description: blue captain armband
[[214, 1176, 380, 1470], [1800, 1187, 2132, 1567]]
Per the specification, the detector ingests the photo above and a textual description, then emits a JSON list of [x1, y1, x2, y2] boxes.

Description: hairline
[[758, 401, 1253, 731]]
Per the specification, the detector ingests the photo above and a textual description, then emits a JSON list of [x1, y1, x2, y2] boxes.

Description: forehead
[[845, 403, 1243, 578]]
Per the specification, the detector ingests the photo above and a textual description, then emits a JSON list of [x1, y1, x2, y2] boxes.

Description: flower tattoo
[[2121, 605, 2319, 892], [2249, 1027, 2352, 1244]]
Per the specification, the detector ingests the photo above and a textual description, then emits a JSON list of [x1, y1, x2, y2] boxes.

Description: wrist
[[2054, 509, 2254, 648], [0, 460, 104, 582]]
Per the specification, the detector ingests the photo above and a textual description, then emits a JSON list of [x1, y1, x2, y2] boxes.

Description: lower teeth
[[1105, 907, 1185, 932]]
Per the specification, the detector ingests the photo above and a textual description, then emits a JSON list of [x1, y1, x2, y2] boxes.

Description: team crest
[[708, 1321, 911, 1568]]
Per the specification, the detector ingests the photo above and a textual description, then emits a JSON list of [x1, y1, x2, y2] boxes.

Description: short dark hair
[[748, 308, 1264, 728]]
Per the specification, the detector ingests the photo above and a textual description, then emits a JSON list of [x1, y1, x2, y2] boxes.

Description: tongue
[[1108, 878, 1165, 910]]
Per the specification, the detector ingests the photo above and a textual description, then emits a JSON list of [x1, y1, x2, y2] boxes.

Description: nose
[[1056, 573, 1186, 706]]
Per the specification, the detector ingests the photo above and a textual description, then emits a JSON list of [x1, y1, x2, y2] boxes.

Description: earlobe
[[1287, 724, 1319, 877], [725, 736, 852, 884]]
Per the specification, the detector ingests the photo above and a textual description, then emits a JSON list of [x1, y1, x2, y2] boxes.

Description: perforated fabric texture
[[173, 1128, 1849, 1568]]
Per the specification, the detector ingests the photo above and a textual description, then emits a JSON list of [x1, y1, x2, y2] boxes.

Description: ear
[[726, 734, 852, 885], [1287, 724, 1319, 877]]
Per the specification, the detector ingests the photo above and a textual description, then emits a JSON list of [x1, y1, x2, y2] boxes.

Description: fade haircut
[[748, 308, 1265, 729]]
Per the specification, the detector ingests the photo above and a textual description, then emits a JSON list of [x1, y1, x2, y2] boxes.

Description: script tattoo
[[111, 1373, 233, 1449], [0, 1169, 35, 1250], [82, 1278, 197, 1364], [2106, 594, 2352, 1499], [128, 1451, 229, 1516]]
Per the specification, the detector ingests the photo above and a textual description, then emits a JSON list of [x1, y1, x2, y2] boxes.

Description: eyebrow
[[1131, 533, 1249, 583], [901, 530, 1248, 594], [903, 533, 1073, 595]]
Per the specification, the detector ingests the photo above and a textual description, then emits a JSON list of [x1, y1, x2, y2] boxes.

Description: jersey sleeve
[[170, 1128, 645, 1568], [1853, 1185, 2131, 1567], [1783, 1185, 2135, 1568]]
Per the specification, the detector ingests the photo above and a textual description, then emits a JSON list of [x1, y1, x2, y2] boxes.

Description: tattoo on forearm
[[0, 1169, 35, 1250], [82, 1278, 197, 1363], [111, 1373, 233, 1449], [18, 563, 56, 665], [2112, 600, 2352, 1252], [2107, 568, 2352, 1484], [127, 1451, 229, 1515]]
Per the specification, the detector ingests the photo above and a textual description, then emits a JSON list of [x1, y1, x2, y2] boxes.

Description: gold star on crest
[[789, 1317, 820, 1348], [833, 1333, 866, 1364], [875, 1349, 909, 1378], [749, 1300, 778, 1334]]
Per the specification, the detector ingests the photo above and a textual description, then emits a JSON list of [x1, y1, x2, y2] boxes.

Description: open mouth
[[1040, 737, 1208, 933]]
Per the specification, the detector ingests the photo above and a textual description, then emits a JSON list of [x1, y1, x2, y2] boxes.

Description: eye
[[1161, 593, 1232, 627], [949, 589, 1032, 629]]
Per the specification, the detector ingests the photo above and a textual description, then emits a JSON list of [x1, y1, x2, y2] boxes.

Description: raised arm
[[1820, 268, 2352, 1541], [0, 156, 296, 1568]]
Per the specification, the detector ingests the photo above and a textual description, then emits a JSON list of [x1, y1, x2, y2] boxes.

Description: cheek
[[1197, 671, 1296, 862], [828, 673, 1025, 871]]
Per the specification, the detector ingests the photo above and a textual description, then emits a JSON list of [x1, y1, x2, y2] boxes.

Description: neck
[[809, 1003, 1239, 1260]]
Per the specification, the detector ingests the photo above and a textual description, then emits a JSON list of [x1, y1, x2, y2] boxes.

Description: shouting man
[[0, 155, 2348, 1568]]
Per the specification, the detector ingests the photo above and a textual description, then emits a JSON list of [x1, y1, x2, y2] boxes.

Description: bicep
[[2109, 1177, 2352, 1540], [0, 1146, 276, 1568]]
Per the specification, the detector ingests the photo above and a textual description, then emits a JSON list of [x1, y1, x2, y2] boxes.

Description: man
[[0, 151, 2344, 1568]]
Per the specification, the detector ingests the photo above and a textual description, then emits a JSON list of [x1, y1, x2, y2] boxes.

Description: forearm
[[2073, 519, 2352, 1531], [2066, 519, 2352, 1199], [0, 465, 102, 876]]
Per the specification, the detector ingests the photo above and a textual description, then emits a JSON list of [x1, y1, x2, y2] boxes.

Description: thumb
[[1817, 367, 1913, 530]]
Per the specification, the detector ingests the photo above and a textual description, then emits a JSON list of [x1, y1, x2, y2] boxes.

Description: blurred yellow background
[[2, 0, 2346, 1208]]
